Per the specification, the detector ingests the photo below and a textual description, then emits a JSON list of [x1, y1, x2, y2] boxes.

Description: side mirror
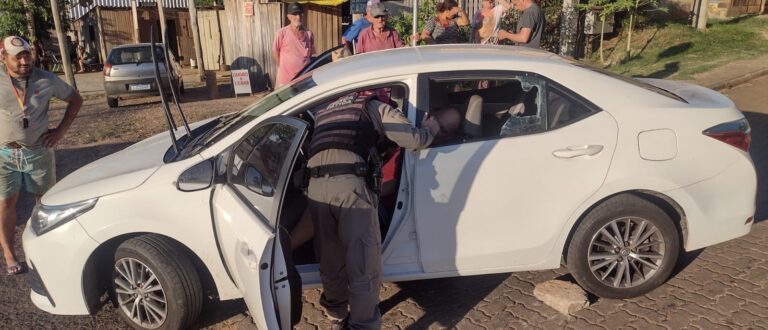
[[244, 166, 274, 197], [177, 159, 214, 192]]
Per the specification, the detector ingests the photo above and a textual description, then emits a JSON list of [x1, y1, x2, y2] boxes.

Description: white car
[[23, 45, 756, 330]]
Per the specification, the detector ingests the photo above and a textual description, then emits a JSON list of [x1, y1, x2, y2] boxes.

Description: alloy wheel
[[113, 257, 168, 329], [587, 217, 666, 288]]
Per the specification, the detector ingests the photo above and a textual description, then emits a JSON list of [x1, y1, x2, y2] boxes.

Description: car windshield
[[174, 74, 316, 160], [574, 63, 687, 103], [108, 46, 166, 65]]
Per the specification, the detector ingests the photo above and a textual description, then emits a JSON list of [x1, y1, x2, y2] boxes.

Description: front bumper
[[22, 219, 99, 315]]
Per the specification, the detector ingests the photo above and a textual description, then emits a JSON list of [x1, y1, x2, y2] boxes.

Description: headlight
[[30, 199, 98, 235]]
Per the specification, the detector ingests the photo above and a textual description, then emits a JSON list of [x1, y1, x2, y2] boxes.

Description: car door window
[[546, 86, 596, 130], [229, 122, 299, 225], [421, 72, 600, 146]]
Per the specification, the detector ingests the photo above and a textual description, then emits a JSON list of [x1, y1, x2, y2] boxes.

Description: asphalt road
[[1, 75, 767, 329]]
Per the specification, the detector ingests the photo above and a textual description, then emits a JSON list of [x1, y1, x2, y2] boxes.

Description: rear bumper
[[22, 219, 99, 315], [666, 155, 757, 251], [104, 77, 177, 99]]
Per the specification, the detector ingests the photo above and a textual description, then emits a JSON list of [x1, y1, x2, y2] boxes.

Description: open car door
[[210, 116, 307, 329]]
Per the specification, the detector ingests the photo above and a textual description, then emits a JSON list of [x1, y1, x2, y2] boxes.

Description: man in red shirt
[[356, 3, 404, 54], [272, 2, 315, 87]]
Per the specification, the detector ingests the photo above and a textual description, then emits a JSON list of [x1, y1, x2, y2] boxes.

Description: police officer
[[307, 91, 439, 329]]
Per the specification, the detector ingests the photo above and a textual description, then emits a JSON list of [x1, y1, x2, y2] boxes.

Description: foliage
[[389, 0, 472, 45], [585, 16, 768, 80], [0, 0, 70, 41]]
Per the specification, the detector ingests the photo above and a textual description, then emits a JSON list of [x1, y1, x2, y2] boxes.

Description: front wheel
[[111, 235, 203, 330], [566, 194, 680, 299]]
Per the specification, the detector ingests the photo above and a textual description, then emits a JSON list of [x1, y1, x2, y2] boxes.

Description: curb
[[707, 67, 768, 91]]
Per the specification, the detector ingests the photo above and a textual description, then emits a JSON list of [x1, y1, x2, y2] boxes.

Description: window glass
[[427, 77, 545, 142], [229, 123, 298, 207], [546, 88, 595, 130], [108, 46, 166, 64]]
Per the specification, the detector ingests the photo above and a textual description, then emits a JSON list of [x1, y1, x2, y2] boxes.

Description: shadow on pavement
[[381, 273, 508, 329]]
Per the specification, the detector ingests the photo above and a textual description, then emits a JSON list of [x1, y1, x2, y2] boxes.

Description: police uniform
[[307, 92, 433, 329]]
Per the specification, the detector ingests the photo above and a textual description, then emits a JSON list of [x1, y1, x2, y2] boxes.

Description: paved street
[[0, 75, 766, 329]]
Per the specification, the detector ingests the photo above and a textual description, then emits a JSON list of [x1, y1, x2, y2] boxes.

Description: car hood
[[638, 78, 736, 108], [42, 131, 173, 206]]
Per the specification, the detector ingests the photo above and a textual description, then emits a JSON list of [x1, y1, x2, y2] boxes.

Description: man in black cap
[[272, 1, 315, 87]]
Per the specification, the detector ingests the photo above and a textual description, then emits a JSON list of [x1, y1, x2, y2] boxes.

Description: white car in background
[[23, 45, 755, 330]]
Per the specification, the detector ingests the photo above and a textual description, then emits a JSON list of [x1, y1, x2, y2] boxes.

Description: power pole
[[131, 0, 140, 43], [157, 0, 168, 44], [697, 0, 708, 31], [188, 0, 205, 80], [560, 0, 579, 57], [50, 0, 76, 88]]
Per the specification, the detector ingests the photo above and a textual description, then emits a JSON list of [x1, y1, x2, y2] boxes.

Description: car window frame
[[223, 117, 309, 230], [416, 70, 603, 147]]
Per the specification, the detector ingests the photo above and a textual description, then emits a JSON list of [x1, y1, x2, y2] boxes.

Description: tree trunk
[[131, 0, 140, 43], [22, 0, 37, 40], [157, 0, 168, 44], [625, 0, 639, 59], [189, 0, 205, 81], [50, 0, 76, 88], [599, 15, 606, 64], [560, 0, 579, 57], [697, 0, 708, 31]]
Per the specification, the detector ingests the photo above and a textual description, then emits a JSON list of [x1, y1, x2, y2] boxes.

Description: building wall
[[225, 0, 343, 91], [198, 8, 233, 70]]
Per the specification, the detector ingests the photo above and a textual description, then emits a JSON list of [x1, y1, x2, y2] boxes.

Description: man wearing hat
[[273, 1, 315, 87], [0, 36, 82, 275], [340, 0, 377, 52], [356, 3, 404, 54]]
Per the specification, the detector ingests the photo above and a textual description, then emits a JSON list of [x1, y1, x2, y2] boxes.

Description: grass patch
[[585, 16, 768, 80]]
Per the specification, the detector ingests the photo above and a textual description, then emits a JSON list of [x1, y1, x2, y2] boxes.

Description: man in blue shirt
[[341, 0, 377, 52]]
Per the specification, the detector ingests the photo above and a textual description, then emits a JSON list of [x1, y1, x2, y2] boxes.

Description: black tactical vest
[[309, 92, 380, 160]]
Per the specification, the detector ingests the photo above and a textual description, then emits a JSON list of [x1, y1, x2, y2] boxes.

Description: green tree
[[579, 0, 663, 62], [0, 0, 70, 41]]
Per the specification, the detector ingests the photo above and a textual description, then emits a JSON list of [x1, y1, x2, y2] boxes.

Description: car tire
[[111, 235, 203, 330], [108, 97, 119, 108], [566, 194, 680, 299]]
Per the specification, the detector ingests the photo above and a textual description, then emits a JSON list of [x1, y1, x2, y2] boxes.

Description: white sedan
[[23, 45, 755, 330]]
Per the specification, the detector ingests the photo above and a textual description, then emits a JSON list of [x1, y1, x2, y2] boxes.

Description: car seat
[[463, 94, 483, 139]]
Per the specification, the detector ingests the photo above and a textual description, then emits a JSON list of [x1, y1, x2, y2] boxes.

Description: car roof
[[311, 44, 571, 85]]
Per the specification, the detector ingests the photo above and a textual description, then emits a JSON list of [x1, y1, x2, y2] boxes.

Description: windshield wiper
[[151, 26, 192, 158]]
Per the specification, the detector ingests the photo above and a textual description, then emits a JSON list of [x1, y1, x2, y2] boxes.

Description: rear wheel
[[107, 97, 118, 108], [566, 194, 680, 299], [111, 235, 203, 330]]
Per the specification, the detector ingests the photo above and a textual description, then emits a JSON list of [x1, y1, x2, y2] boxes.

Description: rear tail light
[[103, 63, 112, 77], [703, 118, 751, 152]]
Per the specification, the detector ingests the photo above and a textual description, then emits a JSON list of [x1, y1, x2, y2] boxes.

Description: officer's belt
[[308, 163, 367, 178]]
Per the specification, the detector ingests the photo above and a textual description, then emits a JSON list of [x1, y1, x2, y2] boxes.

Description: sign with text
[[243, 1, 254, 16], [232, 70, 253, 95]]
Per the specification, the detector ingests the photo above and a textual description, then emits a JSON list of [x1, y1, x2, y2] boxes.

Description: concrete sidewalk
[[686, 53, 768, 91]]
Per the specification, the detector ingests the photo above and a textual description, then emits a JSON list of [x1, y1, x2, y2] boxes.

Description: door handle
[[552, 145, 604, 159], [240, 244, 259, 270]]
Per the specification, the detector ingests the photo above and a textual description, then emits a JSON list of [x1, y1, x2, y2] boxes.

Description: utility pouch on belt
[[366, 147, 383, 195]]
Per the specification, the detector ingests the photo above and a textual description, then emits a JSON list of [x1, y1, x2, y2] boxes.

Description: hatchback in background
[[103, 43, 184, 108]]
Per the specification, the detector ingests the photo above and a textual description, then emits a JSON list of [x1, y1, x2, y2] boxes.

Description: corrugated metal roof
[[69, 0, 189, 22]]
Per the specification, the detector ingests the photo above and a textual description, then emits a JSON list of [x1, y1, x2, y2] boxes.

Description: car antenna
[[150, 25, 181, 155], [162, 28, 193, 139]]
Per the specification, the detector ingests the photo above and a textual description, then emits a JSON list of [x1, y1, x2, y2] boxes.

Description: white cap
[[1, 36, 31, 56], [366, 0, 380, 8]]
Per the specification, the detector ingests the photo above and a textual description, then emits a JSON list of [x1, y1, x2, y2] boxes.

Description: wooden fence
[[198, 8, 233, 70]]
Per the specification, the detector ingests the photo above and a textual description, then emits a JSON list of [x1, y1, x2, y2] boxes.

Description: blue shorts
[[0, 146, 56, 199]]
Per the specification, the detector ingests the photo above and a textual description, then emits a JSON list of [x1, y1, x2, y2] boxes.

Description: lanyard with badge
[[10, 76, 29, 129]]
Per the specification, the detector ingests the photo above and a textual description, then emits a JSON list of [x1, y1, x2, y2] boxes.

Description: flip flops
[[5, 262, 25, 276]]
